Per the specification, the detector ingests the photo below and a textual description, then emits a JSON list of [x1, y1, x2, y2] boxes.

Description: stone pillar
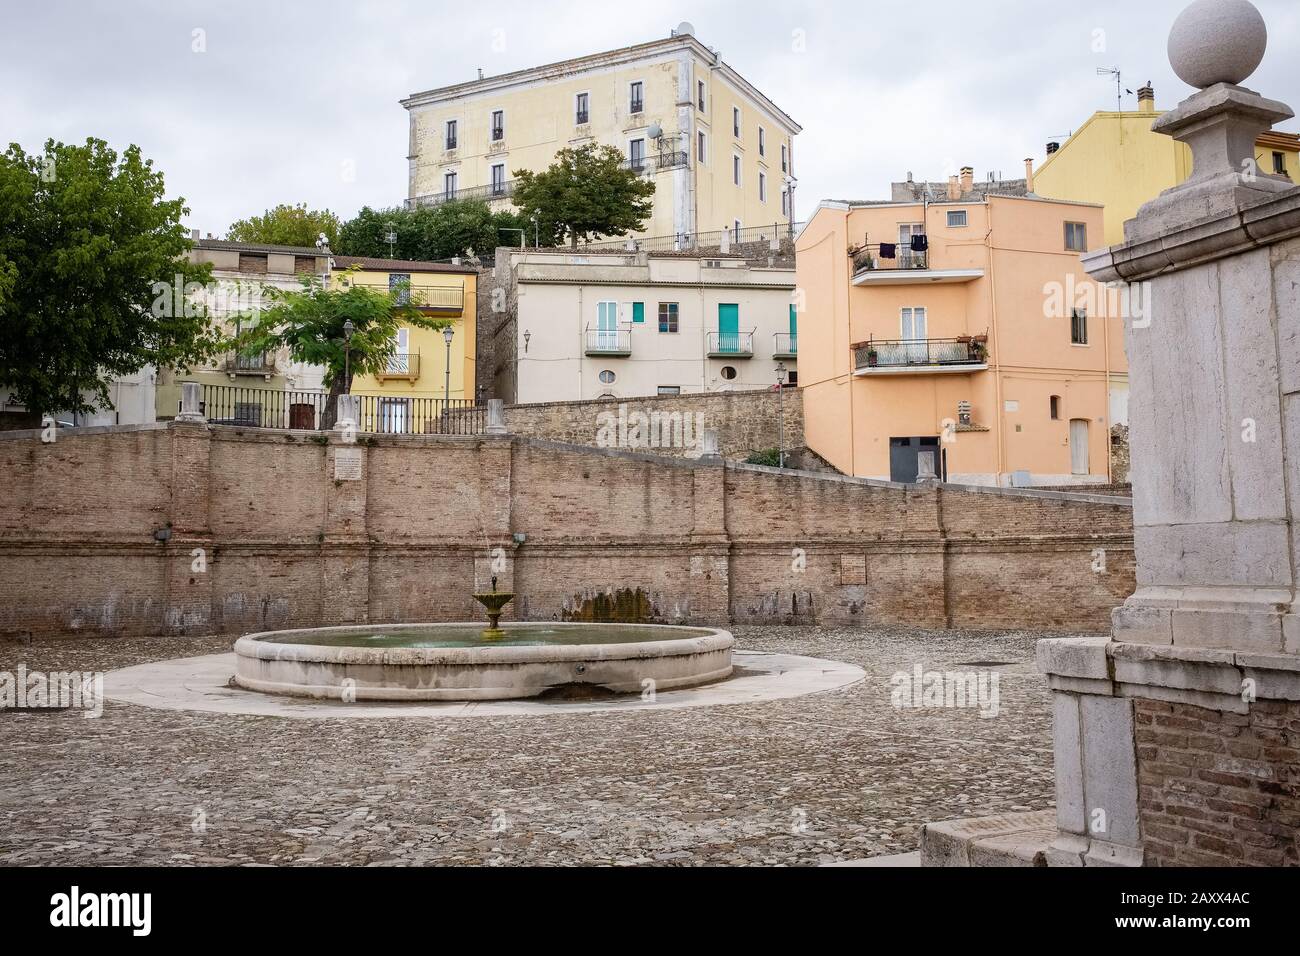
[[486, 398, 507, 435], [321, 432, 370, 625], [164, 418, 214, 634], [688, 443, 732, 624], [1040, 0, 1300, 866], [175, 381, 204, 423]]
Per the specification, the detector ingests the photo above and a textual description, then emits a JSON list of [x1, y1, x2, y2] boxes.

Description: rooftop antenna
[[1097, 67, 1134, 144]]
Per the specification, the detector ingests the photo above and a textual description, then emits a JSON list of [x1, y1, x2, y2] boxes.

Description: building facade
[[400, 28, 801, 243], [487, 248, 796, 404], [156, 238, 331, 421], [334, 255, 478, 417], [1031, 83, 1300, 245], [797, 170, 1125, 486]]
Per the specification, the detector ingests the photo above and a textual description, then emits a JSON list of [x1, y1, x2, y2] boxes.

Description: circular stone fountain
[[232, 621, 734, 702]]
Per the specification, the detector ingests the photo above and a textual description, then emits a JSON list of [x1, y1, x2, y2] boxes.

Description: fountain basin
[[232, 623, 733, 702]]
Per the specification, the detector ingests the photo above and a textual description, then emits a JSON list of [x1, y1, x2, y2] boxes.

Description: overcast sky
[[4, 0, 1297, 235]]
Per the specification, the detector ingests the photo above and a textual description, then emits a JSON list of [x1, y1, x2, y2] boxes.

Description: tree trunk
[[318, 369, 354, 431]]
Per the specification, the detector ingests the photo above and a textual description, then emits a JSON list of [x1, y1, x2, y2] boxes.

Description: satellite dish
[[647, 122, 663, 139], [675, 21, 695, 37]]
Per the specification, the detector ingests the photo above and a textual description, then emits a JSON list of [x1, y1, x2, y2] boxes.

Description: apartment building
[[487, 247, 797, 403], [1031, 82, 1300, 244], [797, 168, 1125, 486], [400, 26, 801, 243]]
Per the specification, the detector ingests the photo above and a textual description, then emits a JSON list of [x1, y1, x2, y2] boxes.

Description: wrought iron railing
[[226, 351, 273, 374], [621, 150, 689, 174], [773, 333, 798, 356], [379, 353, 420, 378], [851, 243, 930, 273], [197, 385, 485, 434], [584, 328, 632, 354], [576, 111, 589, 125], [407, 180, 517, 209], [583, 220, 805, 254], [707, 331, 755, 356], [852, 338, 987, 371]]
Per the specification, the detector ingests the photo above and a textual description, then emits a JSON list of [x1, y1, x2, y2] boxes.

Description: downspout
[[1102, 271, 1113, 483], [986, 200, 1006, 485]]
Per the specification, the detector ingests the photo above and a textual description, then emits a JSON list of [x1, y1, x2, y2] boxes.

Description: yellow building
[[399, 27, 801, 243], [798, 169, 1124, 486], [1032, 83, 1300, 245], [332, 256, 478, 431]]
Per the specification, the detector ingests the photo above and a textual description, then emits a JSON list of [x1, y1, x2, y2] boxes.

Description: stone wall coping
[[506, 388, 779, 412], [1084, 187, 1300, 282], [0, 421, 173, 442]]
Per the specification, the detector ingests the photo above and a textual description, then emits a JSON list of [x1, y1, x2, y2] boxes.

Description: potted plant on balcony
[[866, 346, 879, 367], [969, 339, 988, 363]]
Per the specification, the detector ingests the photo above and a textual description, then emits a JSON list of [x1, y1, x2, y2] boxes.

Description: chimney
[[906, 171, 914, 183], [1024, 158, 1035, 193], [959, 166, 974, 194], [1046, 141, 1060, 155], [1137, 81, 1156, 114], [191, 229, 200, 241], [947, 176, 960, 200]]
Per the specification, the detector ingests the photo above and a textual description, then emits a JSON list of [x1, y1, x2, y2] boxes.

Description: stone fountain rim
[[234, 622, 733, 666]]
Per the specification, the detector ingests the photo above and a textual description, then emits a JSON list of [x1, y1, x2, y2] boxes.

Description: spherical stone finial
[[1169, 0, 1268, 89]]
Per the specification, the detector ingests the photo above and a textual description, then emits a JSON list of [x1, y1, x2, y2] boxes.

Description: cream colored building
[[400, 27, 801, 243], [492, 249, 797, 403]]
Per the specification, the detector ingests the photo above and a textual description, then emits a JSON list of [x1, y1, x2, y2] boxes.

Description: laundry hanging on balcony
[[910, 234, 929, 252], [878, 242, 897, 259]]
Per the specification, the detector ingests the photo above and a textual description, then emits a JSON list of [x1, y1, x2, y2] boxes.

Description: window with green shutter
[[632, 302, 644, 323]]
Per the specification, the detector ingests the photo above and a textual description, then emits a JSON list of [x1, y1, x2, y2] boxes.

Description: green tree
[[337, 200, 534, 261], [227, 270, 448, 428], [511, 144, 656, 249], [0, 137, 221, 417], [227, 203, 342, 248]]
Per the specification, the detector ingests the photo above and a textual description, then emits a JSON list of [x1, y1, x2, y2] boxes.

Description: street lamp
[[775, 362, 787, 468], [443, 325, 455, 406], [343, 319, 355, 395]]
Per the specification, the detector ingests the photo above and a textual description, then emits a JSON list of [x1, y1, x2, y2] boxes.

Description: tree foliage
[[0, 137, 220, 416], [511, 145, 656, 248], [226, 270, 449, 427], [227, 203, 342, 248], [337, 199, 533, 261]]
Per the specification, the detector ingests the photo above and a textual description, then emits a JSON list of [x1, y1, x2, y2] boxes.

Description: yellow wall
[[1034, 108, 1300, 245], [797, 195, 1121, 485], [336, 268, 477, 403]]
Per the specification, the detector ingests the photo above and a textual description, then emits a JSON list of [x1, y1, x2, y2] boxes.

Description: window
[[629, 81, 643, 114], [781, 143, 788, 173], [901, 306, 928, 340], [1050, 395, 1061, 420], [782, 190, 790, 218], [444, 171, 458, 199], [1065, 221, 1088, 252], [733, 154, 741, 186], [598, 370, 616, 384], [720, 366, 737, 380], [293, 255, 316, 274], [786, 369, 798, 387], [445, 120, 457, 150], [733, 219, 742, 238], [697, 130, 707, 165], [658, 302, 679, 333], [1273, 151, 1287, 175], [233, 402, 263, 426], [629, 138, 646, 172], [759, 172, 767, 203], [631, 302, 645, 324], [947, 209, 968, 227], [758, 127, 766, 156], [237, 253, 267, 274], [389, 273, 412, 305], [657, 386, 681, 396], [575, 92, 589, 125], [732, 107, 741, 138], [490, 110, 504, 141], [697, 80, 705, 111], [490, 163, 506, 194], [1071, 309, 1089, 345]]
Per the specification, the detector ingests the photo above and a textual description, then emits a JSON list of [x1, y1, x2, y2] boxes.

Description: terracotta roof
[[332, 255, 478, 275]]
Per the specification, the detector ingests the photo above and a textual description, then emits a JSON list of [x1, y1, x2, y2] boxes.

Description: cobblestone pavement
[[0, 625, 1067, 866]]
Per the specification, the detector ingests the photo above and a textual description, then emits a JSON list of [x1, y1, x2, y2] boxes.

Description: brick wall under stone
[[1135, 698, 1300, 867], [0, 424, 1134, 637], [505, 389, 807, 464]]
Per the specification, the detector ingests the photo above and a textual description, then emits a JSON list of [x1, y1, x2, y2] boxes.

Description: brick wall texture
[[0, 423, 1134, 638], [1135, 697, 1300, 866], [505, 389, 807, 464]]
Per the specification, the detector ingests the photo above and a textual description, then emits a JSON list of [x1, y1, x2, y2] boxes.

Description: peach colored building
[[797, 169, 1127, 486]]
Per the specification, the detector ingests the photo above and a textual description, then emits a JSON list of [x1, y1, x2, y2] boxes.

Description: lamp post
[[342, 319, 355, 395], [775, 362, 787, 468], [443, 325, 454, 406]]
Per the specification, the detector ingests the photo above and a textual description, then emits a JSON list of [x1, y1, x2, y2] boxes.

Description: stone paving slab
[[0, 625, 1062, 866]]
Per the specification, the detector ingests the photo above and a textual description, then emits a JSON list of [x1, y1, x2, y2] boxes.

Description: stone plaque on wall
[[333, 448, 363, 481]]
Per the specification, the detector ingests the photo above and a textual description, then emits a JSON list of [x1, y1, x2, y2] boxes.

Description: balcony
[[396, 284, 464, 313], [224, 352, 275, 378], [584, 328, 632, 357], [707, 331, 755, 358], [773, 333, 798, 360], [852, 337, 989, 375], [622, 150, 690, 175], [850, 244, 984, 286], [407, 180, 516, 209], [377, 353, 420, 382]]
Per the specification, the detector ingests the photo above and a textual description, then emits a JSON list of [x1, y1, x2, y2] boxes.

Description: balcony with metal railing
[[773, 333, 798, 359], [224, 352, 275, 377], [622, 150, 690, 175], [850, 243, 984, 286], [407, 180, 516, 209], [707, 331, 755, 358], [852, 337, 989, 375], [584, 328, 632, 356], [395, 284, 464, 312], [376, 353, 420, 382]]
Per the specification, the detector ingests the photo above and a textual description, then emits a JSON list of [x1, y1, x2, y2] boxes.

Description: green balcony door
[[789, 304, 798, 351], [718, 303, 739, 353]]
